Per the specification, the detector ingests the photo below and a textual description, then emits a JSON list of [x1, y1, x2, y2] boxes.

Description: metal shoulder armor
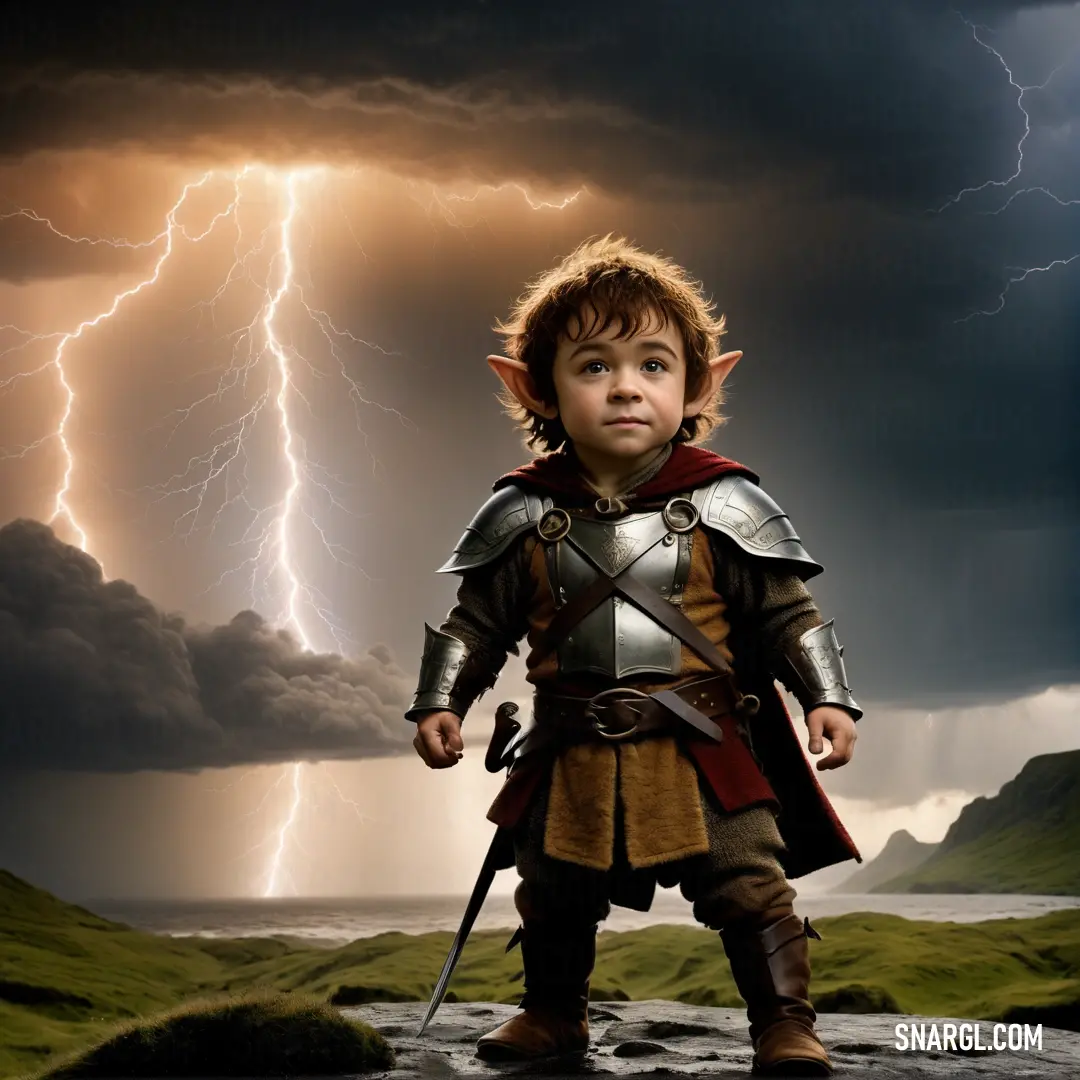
[[436, 484, 551, 574], [692, 475, 823, 580]]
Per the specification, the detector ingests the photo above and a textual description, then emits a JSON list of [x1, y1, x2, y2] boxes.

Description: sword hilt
[[484, 701, 521, 773]]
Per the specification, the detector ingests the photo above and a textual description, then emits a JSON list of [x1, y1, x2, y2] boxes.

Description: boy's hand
[[806, 705, 857, 770], [413, 710, 465, 769]]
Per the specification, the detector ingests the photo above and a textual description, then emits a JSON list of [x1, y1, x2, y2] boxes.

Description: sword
[[416, 701, 521, 1037], [483, 700, 522, 773]]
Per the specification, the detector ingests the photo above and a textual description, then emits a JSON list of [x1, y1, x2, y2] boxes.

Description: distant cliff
[[874, 749, 1080, 895], [833, 829, 938, 893]]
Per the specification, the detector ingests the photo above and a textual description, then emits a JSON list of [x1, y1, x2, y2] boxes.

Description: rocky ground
[[343, 1000, 1080, 1078]]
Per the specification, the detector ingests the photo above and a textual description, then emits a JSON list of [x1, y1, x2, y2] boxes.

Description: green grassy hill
[[4, 868, 1080, 1077], [875, 749, 1080, 894]]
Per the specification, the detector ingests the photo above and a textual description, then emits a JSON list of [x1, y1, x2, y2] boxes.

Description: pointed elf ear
[[487, 355, 559, 419], [684, 351, 743, 418]]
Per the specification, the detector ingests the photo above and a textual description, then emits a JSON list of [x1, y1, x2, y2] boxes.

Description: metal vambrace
[[405, 624, 471, 722], [782, 620, 862, 720]]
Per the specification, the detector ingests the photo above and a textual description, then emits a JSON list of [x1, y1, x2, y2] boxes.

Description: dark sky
[[0, 1, 1078, 899]]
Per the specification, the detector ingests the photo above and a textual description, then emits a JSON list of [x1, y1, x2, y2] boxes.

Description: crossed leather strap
[[525, 518, 760, 746]]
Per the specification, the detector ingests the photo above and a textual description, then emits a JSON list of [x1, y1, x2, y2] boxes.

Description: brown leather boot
[[475, 918, 595, 1062], [720, 907, 832, 1076]]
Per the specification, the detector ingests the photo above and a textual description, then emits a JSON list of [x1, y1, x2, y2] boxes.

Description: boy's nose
[[610, 378, 643, 400]]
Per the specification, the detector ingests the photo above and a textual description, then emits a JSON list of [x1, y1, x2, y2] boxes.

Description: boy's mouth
[[606, 417, 647, 426]]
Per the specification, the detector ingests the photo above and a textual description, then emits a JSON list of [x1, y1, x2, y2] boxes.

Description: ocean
[[81, 892, 1080, 948]]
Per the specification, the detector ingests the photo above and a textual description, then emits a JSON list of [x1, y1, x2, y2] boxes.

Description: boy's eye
[[581, 359, 666, 374]]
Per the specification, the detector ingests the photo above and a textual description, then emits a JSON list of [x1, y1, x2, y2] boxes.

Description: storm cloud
[[2, 1, 1076, 207], [0, 519, 414, 771]]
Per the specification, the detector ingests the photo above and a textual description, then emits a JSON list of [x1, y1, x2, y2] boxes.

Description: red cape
[[493, 441, 759, 503], [486, 441, 861, 879]]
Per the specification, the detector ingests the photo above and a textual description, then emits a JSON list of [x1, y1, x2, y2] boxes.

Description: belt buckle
[[585, 687, 650, 741]]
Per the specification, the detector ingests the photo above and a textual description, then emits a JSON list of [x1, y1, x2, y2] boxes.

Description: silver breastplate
[[543, 503, 696, 678]]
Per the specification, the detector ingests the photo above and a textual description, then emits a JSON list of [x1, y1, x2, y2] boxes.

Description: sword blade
[[416, 827, 506, 1036]]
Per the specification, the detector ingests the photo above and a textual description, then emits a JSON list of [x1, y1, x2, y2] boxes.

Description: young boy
[[406, 236, 861, 1076]]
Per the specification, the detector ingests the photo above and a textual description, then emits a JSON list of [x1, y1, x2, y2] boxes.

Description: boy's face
[[547, 305, 692, 464], [488, 302, 741, 472]]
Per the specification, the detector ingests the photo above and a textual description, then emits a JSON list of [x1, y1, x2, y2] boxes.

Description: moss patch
[[24, 988, 393, 1079]]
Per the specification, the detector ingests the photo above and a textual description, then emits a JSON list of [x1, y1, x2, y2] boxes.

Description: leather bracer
[[405, 624, 471, 721], [781, 620, 862, 720]]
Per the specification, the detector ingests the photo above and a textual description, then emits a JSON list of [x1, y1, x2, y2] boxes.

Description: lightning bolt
[[1, 167, 585, 898], [408, 180, 587, 234], [2, 173, 219, 561], [934, 14, 1079, 320], [248, 166, 319, 897], [264, 764, 306, 897]]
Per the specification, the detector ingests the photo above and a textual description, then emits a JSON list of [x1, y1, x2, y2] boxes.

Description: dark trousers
[[512, 773, 797, 929]]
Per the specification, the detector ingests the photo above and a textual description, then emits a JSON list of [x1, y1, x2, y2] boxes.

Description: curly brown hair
[[493, 234, 730, 453]]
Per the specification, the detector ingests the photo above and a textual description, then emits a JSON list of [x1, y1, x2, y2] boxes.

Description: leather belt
[[522, 674, 753, 755]]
